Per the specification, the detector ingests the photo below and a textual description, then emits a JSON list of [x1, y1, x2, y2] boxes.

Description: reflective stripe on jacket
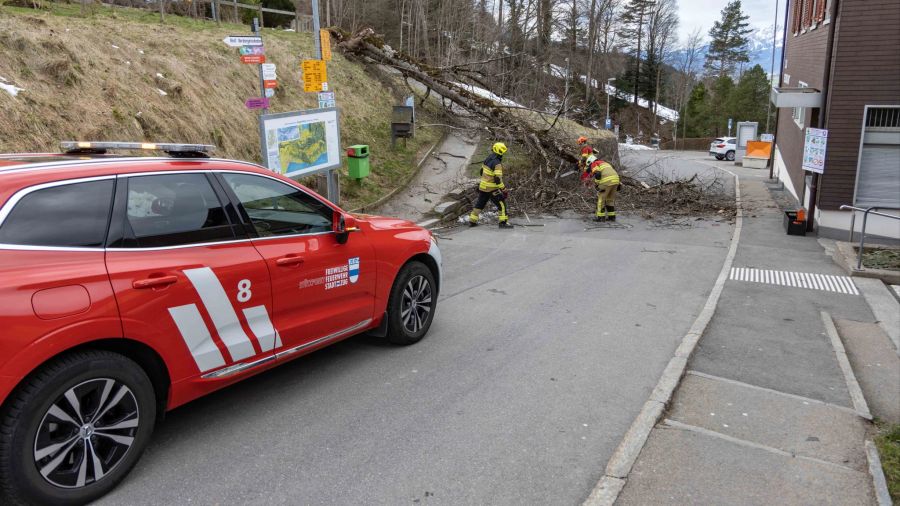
[[479, 153, 505, 192], [590, 160, 619, 187]]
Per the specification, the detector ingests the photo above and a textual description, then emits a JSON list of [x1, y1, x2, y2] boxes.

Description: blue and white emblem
[[348, 257, 360, 283]]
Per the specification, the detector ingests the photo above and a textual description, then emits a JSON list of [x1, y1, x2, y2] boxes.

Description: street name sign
[[223, 36, 263, 47]]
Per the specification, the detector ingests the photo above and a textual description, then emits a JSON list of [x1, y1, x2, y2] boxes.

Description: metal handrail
[[840, 205, 900, 270]]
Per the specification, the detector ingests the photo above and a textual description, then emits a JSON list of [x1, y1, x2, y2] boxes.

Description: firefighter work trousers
[[596, 184, 618, 219], [469, 190, 508, 224]]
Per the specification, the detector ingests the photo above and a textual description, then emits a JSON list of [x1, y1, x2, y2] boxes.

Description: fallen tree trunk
[[329, 28, 587, 175]]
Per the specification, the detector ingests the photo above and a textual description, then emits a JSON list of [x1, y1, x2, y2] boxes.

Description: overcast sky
[[677, 0, 784, 42]]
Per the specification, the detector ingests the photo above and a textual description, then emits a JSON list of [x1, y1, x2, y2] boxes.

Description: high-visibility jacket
[[586, 155, 619, 187], [479, 153, 505, 192]]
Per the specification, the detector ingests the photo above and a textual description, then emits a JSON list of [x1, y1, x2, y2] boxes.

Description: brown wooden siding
[[776, 0, 832, 198], [820, 0, 900, 210]]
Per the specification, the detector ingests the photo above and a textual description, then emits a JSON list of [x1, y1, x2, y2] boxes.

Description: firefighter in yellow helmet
[[469, 142, 512, 229], [584, 154, 620, 221]]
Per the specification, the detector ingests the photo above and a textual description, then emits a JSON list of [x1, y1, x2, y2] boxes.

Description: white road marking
[[729, 267, 858, 295]]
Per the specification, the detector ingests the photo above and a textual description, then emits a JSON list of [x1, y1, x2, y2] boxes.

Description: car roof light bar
[[60, 141, 215, 158]]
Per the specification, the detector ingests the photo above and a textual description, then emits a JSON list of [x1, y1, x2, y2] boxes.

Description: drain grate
[[729, 267, 859, 295]]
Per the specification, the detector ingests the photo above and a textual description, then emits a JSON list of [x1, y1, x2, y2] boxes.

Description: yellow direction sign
[[301, 60, 327, 92], [320, 29, 332, 61]]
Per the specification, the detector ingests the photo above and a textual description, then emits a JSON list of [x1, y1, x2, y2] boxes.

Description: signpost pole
[[252, 18, 267, 115], [309, 0, 338, 203]]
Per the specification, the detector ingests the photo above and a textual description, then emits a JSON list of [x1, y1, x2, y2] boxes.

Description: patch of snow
[[111, 44, 120, 49], [139, 50, 145, 55], [0, 77, 24, 97], [156, 88, 168, 96], [156, 73, 165, 79], [126, 61, 131, 65], [619, 143, 655, 151], [452, 82, 523, 108], [283, 28, 295, 32], [574, 75, 680, 122]]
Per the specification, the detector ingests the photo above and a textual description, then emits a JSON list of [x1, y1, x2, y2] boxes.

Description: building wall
[[776, 1, 832, 198], [820, 0, 900, 210]]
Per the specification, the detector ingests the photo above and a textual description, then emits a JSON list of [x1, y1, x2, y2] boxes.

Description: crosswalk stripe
[[728, 267, 858, 295]]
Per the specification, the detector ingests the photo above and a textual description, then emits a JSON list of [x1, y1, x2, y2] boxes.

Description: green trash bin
[[346, 145, 370, 179]]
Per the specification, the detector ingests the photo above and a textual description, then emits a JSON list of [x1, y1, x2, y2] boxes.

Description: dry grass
[[0, 4, 442, 209]]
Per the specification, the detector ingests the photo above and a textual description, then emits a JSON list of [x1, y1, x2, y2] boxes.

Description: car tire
[[385, 261, 437, 345], [0, 350, 156, 506], [726, 150, 735, 161], [715, 155, 725, 160]]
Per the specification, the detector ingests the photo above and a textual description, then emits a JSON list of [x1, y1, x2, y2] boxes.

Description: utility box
[[735, 121, 758, 164], [346, 145, 370, 179], [391, 105, 414, 147]]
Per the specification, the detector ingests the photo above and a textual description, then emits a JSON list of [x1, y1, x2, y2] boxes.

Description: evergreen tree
[[704, 0, 753, 78], [618, 0, 657, 105], [710, 74, 735, 136], [727, 64, 770, 125], [683, 83, 711, 137]]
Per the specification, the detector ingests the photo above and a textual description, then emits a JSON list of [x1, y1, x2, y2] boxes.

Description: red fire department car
[[0, 142, 441, 505]]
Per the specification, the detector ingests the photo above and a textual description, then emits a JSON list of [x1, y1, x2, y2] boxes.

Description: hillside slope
[[0, 4, 441, 209]]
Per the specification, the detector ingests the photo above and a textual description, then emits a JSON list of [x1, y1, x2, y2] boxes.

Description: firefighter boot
[[607, 206, 616, 222], [498, 221, 513, 229]]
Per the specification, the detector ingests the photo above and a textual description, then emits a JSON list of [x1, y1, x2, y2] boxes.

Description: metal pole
[[857, 208, 871, 270], [312, 0, 322, 59], [765, 0, 778, 133], [252, 18, 267, 115]]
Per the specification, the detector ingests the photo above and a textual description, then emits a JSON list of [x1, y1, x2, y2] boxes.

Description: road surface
[[99, 151, 737, 505]]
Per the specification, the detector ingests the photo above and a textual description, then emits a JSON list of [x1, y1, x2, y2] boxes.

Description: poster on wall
[[258, 108, 341, 178], [802, 127, 828, 174]]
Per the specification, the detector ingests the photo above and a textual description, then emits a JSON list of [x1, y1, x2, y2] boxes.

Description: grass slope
[[0, 3, 441, 209]]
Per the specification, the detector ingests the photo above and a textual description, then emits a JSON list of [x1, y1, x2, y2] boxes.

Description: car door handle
[[132, 275, 178, 289], [275, 255, 305, 267]]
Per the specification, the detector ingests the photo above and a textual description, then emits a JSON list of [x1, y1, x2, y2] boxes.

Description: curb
[[865, 439, 893, 506], [820, 311, 873, 420], [583, 164, 744, 505], [350, 131, 448, 214]]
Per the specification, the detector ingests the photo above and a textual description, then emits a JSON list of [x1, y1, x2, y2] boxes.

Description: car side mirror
[[334, 213, 357, 244]]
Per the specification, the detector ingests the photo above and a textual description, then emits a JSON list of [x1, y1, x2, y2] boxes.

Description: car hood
[[354, 213, 420, 231]]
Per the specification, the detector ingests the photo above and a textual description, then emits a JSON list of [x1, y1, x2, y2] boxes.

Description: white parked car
[[709, 137, 736, 161]]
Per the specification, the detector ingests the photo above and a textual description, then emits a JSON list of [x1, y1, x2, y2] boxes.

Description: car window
[[0, 179, 114, 248], [221, 173, 333, 237], [124, 174, 234, 248], [713, 138, 724, 144], [728, 139, 736, 145]]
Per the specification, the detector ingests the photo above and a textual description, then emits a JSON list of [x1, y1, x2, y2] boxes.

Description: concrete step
[[617, 421, 875, 505], [855, 277, 900, 353], [834, 319, 900, 424], [667, 372, 871, 471]]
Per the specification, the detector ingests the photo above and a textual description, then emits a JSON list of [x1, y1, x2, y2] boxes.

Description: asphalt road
[[98, 151, 736, 505]]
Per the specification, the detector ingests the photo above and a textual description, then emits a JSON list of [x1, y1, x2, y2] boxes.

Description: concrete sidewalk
[[616, 168, 887, 505]]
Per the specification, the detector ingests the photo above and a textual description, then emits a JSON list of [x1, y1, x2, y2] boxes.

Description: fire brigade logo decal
[[349, 257, 360, 284]]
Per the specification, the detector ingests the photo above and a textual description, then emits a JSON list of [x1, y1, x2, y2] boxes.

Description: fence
[[659, 137, 716, 151], [86, 0, 313, 31]]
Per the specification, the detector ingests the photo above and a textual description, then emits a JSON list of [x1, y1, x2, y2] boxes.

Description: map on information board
[[258, 108, 341, 178]]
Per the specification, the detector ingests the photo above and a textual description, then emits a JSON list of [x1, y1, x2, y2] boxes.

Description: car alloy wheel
[[33, 378, 139, 489], [401, 275, 433, 334]]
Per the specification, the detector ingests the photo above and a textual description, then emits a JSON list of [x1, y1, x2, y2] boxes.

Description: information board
[[320, 29, 333, 61], [301, 60, 328, 92], [802, 127, 828, 174], [258, 108, 341, 178]]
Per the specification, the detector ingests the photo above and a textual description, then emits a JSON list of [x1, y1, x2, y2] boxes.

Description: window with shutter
[[855, 107, 900, 208], [802, 0, 812, 29], [814, 0, 827, 22], [792, 0, 803, 33]]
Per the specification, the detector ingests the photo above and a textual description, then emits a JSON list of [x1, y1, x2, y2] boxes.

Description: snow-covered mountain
[[673, 24, 784, 76]]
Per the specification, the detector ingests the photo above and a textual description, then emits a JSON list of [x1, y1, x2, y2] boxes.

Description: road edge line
[[582, 162, 743, 505], [865, 439, 893, 506], [820, 311, 873, 420]]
